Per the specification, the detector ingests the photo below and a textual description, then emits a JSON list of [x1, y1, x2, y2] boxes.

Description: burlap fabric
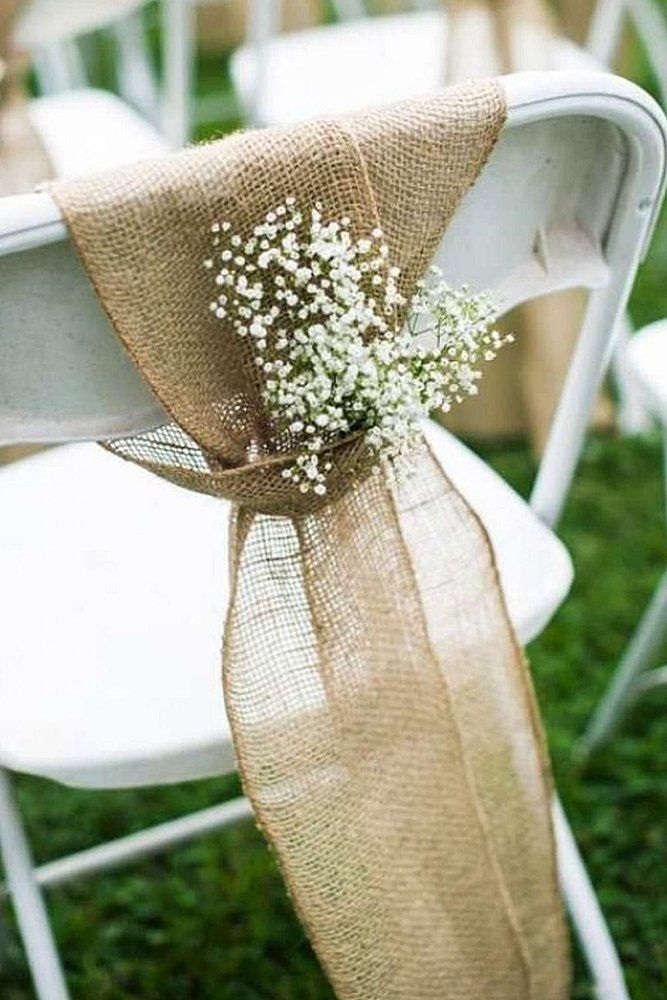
[[51, 79, 570, 998]]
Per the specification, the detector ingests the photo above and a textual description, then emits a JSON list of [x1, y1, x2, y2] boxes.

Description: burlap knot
[[125, 430, 373, 517], [51, 80, 570, 999]]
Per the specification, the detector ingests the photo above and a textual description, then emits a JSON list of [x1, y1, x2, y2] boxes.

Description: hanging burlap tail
[[51, 79, 570, 999]]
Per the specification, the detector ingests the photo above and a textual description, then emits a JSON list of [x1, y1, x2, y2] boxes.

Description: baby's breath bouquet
[[206, 199, 510, 496]]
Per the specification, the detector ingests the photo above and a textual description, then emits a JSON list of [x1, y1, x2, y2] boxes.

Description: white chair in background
[[0, 71, 664, 1000], [229, 0, 606, 127], [230, 0, 667, 129], [14, 0, 193, 176], [585, 0, 667, 434], [578, 319, 667, 757], [575, 1, 667, 754]]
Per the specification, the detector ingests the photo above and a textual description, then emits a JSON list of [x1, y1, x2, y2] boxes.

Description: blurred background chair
[[586, 0, 667, 100], [581, 0, 667, 434], [14, 0, 193, 159], [579, 318, 667, 758], [226, 0, 667, 134], [571, 1, 667, 759], [0, 70, 665, 1000], [229, 0, 599, 131], [0, 0, 193, 467]]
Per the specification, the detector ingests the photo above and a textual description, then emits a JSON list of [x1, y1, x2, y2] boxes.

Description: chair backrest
[[587, 0, 667, 103], [0, 72, 664, 529], [22, 0, 193, 148]]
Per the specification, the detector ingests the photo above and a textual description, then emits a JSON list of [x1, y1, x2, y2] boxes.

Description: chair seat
[[625, 319, 667, 423], [28, 88, 168, 178], [0, 424, 572, 790], [230, 9, 603, 126]]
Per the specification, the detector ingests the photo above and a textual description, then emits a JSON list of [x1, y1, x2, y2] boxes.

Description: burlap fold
[[51, 80, 570, 998]]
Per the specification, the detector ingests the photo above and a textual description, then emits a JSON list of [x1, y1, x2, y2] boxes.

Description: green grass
[[4, 18, 667, 999]]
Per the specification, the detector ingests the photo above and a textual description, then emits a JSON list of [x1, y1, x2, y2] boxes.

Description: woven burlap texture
[[51, 79, 570, 999]]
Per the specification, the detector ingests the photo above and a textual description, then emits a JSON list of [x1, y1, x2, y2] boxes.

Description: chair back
[[0, 71, 664, 529]]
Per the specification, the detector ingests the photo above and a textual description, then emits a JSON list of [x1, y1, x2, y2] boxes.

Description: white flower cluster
[[206, 200, 510, 495]]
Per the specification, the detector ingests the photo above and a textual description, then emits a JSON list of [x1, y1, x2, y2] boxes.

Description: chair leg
[[161, 0, 195, 147], [552, 796, 629, 1000], [0, 769, 69, 1000], [611, 313, 652, 436], [577, 567, 667, 760]]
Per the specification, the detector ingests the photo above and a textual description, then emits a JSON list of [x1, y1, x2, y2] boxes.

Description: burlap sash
[[51, 80, 570, 998]]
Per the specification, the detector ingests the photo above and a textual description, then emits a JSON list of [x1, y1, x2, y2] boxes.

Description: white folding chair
[[175, 0, 384, 127], [15, 0, 193, 165], [585, 0, 667, 433], [0, 71, 664, 1000], [578, 319, 667, 757], [229, 0, 607, 127], [230, 0, 667, 130], [575, 1, 667, 754]]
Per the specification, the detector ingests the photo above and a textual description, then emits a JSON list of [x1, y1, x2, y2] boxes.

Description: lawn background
[[3, 6, 667, 997]]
